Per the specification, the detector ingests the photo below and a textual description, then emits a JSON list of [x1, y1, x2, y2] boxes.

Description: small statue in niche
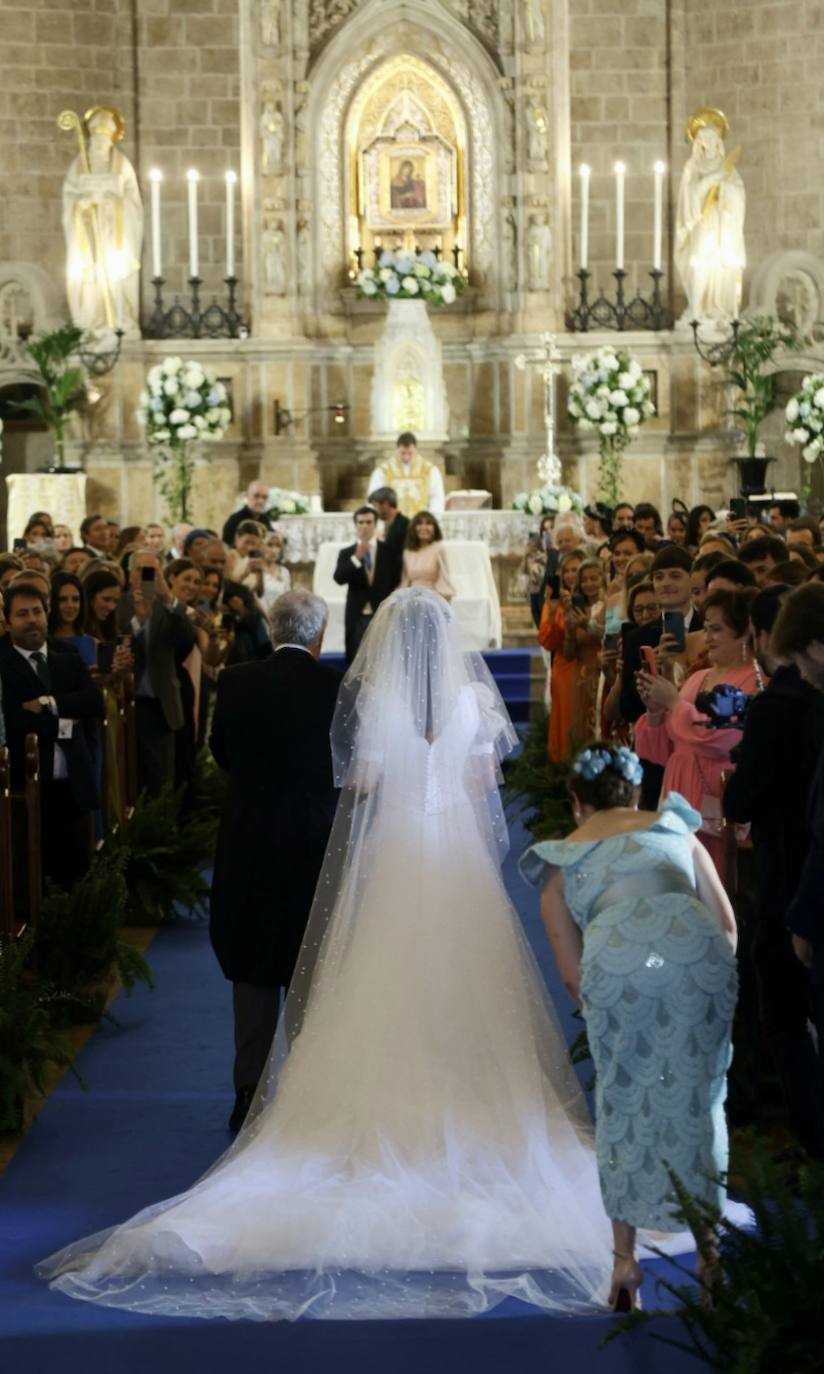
[[675, 107, 746, 324], [526, 103, 548, 165], [260, 0, 281, 47], [524, 0, 545, 43], [262, 219, 287, 295], [296, 219, 310, 292], [527, 212, 552, 291], [261, 101, 286, 174], [502, 210, 517, 292]]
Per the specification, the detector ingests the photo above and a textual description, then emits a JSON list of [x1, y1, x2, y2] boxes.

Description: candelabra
[[690, 318, 740, 366], [76, 329, 125, 377], [143, 275, 248, 339], [569, 269, 669, 332]]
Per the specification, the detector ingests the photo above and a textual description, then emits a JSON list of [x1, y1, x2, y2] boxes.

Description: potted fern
[[726, 315, 804, 494], [0, 931, 80, 1133], [11, 324, 89, 471]]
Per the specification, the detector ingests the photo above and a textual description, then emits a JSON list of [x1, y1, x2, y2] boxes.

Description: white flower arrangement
[[512, 483, 584, 517], [356, 250, 466, 307], [138, 356, 231, 447], [784, 374, 824, 465], [267, 486, 309, 516], [566, 345, 655, 503]]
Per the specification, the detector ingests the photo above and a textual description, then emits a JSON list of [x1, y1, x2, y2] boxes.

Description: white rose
[[163, 379, 180, 397], [623, 406, 640, 424], [281, 498, 296, 513], [609, 389, 628, 407], [528, 493, 544, 515], [440, 282, 456, 304], [362, 278, 378, 295], [814, 388, 824, 410], [617, 371, 634, 390], [596, 384, 610, 398], [193, 415, 207, 429], [401, 275, 419, 294], [600, 421, 617, 436], [176, 423, 198, 440], [784, 429, 797, 445], [414, 263, 431, 277], [206, 407, 220, 423], [152, 428, 170, 443], [803, 441, 821, 463], [785, 398, 800, 423], [169, 408, 190, 424], [585, 400, 602, 420], [379, 268, 392, 282], [162, 356, 182, 375], [557, 492, 572, 513], [794, 427, 811, 443], [182, 367, 204, 390], [629, 360, 642, 379]]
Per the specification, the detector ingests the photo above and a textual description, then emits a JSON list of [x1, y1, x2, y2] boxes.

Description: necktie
[[31, 650, 52, 692], [362, 550, 371, 572]]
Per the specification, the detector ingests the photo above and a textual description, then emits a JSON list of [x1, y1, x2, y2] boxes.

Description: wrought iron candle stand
[[144, 275, 248, 339], [77, 329, 125, 377], [689, 317, 740, 367], [569, 268, 669, 332]]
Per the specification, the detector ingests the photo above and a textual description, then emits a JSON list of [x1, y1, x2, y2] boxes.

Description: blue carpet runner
[[322, 648, 539, 724], [0, 815, 703, 1373]]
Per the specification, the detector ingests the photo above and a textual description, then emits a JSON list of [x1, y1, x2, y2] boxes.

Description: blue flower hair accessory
[[572, 746, 643, 786]]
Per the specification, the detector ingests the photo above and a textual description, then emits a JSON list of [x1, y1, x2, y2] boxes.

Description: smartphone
[[220, 611, 235, 631], [640, 644, 659, 676], [571, 593, 588, 613], [663, 608, 686, 652], [729, 497, 747, 520], [620, 621, 635, 651], [97, 641, 115, 673], [248, 548, 263, 559], [546, 573, 561, 599], [13, 537, 26, 552], [140, 565, 156, 591], [604, 632, 620, 652]]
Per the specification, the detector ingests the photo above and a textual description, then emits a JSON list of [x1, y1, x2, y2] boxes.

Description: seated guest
[[633, 502, 664, 548], [0, 581, 103, 886], [79, 512, 111, 560], [705, 558, 757, 593], [48, 572, 96, 666], [115, 550, 197, 795], [221, 479, 274, 547], [737, 534, 788, 587], [333, 506, 398, 664], [401, 510, 455, 600], [724, 584, 824, 1156], [619, 544, 700, 807], [635, 587, 759, 877]]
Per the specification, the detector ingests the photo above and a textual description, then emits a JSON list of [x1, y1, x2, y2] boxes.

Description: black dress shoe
[[228, 1087, 255, 1133]]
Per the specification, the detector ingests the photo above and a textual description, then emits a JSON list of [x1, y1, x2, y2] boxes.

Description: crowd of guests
[[525, 494, 824, 1160]]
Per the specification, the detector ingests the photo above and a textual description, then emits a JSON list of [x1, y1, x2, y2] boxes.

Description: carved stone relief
[[308, 0, 359, 51]]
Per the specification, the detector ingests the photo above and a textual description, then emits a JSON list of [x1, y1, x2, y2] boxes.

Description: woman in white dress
[[38, 588, 613, 1321]]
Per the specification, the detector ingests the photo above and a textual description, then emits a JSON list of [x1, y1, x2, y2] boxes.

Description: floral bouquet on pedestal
[[138, 357, 231, 522], [356, 251, 465, 307], [566, 345, 655, 505], [267, 487, 309, 517], [785, 374, 824, 504], [512, 483, 584, 517]]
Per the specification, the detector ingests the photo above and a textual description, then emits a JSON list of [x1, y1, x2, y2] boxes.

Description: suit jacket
[[724, 666, 824, 932], [0, 637, 103, 810], [221, 505, 274, 547], [786, 737, 824, 957], [382, 513, 410, 573], [209, 648, 342, 986], [333, 540, 397, 631], [116, 594, 196, 731]]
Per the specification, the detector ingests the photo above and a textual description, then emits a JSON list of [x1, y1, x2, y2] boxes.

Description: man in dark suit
[[619, 544, 701, 808], [0, 581, 103, 887], [368, 485, 409, 579], [333, 506, 398, 664], [210, 588, 341, 1131], [115, 549, 196, 795], [221, 479, 275, 547]]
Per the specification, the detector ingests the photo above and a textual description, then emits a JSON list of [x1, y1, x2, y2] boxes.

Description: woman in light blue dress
[[521, 742, 738, 1311]]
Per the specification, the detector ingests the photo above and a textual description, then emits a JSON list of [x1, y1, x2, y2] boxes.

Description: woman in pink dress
[[634, 588, 761, 877], [401, 510, 455, 600]]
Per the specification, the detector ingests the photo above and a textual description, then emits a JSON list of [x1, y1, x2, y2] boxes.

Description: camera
[[694, 683, 752, 729]]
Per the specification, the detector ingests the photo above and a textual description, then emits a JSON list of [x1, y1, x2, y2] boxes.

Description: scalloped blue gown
[[521, 795, 738, 1231]]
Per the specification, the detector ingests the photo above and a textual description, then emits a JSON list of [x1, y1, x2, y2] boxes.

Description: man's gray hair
[[269, 588, 328, 647], [367, 485, 398, 508]]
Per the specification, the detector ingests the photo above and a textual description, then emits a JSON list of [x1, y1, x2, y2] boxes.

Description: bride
[[38, 588, 614, 1321]]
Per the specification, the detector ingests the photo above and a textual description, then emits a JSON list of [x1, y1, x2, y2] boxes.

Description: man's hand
[[792, 934, 815, 969], [21, 698, 44, 714], [355, 539, 371, 561]]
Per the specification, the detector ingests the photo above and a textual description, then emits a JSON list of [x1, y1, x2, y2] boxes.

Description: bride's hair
[[568, 739, 640, 810]]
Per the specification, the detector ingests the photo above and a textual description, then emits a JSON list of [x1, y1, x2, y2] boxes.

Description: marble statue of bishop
[[675, 107, 745, 325], [368, 433, 445, 517]]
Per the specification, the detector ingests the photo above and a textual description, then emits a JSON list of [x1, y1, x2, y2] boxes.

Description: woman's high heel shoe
[[608, 1250, 643, 1313]]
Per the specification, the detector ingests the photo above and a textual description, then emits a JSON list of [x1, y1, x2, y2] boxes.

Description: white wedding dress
[[39, 590, 614, 1320]]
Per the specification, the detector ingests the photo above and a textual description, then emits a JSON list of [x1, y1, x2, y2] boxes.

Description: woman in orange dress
[[538, 550, 593, 764]]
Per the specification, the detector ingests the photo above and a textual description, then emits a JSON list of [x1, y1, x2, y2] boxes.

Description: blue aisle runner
[[0, 817, 703, 1373]]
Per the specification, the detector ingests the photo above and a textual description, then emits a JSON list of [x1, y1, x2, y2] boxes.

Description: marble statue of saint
[[262, 220, 286, 294], [526, 104, 548, 165], [261, 102, 285, 173], [61, 106, 143, 336], [524, 0, 545, 42], [527, 213, 551, 292], [260, 0, 281, 47], [675, 107, 746, 324]]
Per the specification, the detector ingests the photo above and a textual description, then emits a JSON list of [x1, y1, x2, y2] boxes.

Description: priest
[[367, 431, 444, 518]]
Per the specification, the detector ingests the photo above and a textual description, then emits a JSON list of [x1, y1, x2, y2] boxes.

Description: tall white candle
[[225, 170, 237, 278], [186, 169, 200, 279], [149, 169, 163, 279], [614, 161, 625, 271], [653, 160, 665, 272], [579, 163, 590, 271]]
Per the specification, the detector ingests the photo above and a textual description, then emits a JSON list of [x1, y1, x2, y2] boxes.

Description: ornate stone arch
[[305, 0, 506, 314]]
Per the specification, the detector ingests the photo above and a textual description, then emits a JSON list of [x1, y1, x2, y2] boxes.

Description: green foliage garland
[[0, 930, 81, 1132]]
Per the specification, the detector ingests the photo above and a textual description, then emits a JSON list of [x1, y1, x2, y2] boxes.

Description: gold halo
[[83, 105, 125, 142], [687, 107, 728, 142]]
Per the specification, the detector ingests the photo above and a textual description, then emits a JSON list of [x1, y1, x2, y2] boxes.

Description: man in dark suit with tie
[[115, 549, 197, 795], [210, 588, 342, 1131], [368, 485, 409, 578], [333, 506, 399, 664], [0, 581, 103, 887]]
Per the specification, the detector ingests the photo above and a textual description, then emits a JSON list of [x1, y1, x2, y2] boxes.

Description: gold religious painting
[[389, 156, 427, 210]]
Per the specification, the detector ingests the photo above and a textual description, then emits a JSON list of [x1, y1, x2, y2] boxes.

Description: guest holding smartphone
[[539, 555, 605, 763]]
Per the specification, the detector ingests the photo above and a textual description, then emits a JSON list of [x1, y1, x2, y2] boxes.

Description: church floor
[[0, 817, 706, 1373]]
